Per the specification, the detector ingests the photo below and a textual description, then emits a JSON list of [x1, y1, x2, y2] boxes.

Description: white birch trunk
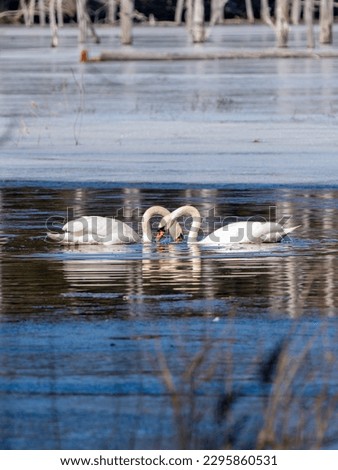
[[191, 0, 205, 43], [76, 0, 87, 43], [28, 0, 35, 25], [175, 0, 185, 25], [305, 0, 314, 48], [38, 0, 45, 25], [56, 0, 63, 26], [260, 0, 273, 26], [120, 0, 133, 45], [186, 0, 193, 31], [319, 0, 333, 44], [276, 0, 289, 48], [20, 0, 29, 25], [210, 0, 228, 26], [245, 0, 255, 23], [291, 0, 301, 24], [210, 0, 221, 25], [49, 0, 58, 47], [20, 0, 35, 26], [107, 0, 117, 24]]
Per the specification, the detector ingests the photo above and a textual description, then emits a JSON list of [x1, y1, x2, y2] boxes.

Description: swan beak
[[156, 228, 166, 241], [175, 233, 184, 243]]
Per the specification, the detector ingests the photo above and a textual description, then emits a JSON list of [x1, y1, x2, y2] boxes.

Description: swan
[[156, 205, 300, 245], [47, 205, 183, 245]]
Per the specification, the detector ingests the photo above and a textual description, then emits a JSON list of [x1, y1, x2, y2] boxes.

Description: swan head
[[156, 227, 166, 241], [156, 227, 184, 242], [156, 206, 201, 243], [155, 211, 183, 242]]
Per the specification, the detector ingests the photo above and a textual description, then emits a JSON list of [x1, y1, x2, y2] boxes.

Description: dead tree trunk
[[245, 0, 255, 23], [210, 0, 228, 25], [28, 0, 35, 25], [175, 0, 185, 25], [186, 0, 193, 31], [319, 0, 333, 44], [291, 0, 301, 24], [76, 0, 100, 44], [76, 0, 87, 43], [276, 0, 289, 48], [38, 0, 45, 25], [260, 0, 274, 26], [305, 0, 314, 48], [191, 0, 205, 43], [20, 0, 35, 26], [120, 0, 133, 45], [57, 0, 63, 26], [49, 0, 58, 47], [107, 0, 118, 24]]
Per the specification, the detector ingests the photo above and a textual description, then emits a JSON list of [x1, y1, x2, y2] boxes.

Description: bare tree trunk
[[186, 0, 193, 31], [20, 0, 29, 25], [319, 0, 333, 44], [107, 0, 118, 24], [175, 0, 185, 25], [28, 0, 35, 25], [77, 0, 101, 43], [260, 0, 273, 26], [57, 0, 63, 26], [86, 11, 100, 43], [210, 0, 228, 26], [120, 0, 133, 45], [20, 0, 35, 26], [305, 0, 314, 48], [191, 0, 205, 43], [276, 0, 289, 48], [291, 0, 301, 24], [76, 0, 87, 43], [245, 0, 255, 23], [38, 0, 45, 25], [49, 0, 58, 47]]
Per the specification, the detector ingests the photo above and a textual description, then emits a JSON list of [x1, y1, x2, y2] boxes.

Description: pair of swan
[[47, 204, 299, 245]]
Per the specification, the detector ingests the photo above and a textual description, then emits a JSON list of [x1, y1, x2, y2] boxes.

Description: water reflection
[[0, 185, 337, 319], [48, 237, 336, 319]]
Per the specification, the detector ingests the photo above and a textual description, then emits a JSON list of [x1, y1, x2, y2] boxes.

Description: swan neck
[[171, 206, 201, 243], [142, 206, 170, 243]]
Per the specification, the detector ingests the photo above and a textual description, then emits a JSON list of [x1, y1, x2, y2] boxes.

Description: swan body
[[199, 221, 298, 244], [47, 205, 182, 245], [158, 205, 299, 245]]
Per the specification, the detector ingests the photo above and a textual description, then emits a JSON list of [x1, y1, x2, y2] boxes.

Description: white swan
[[47, 205, 183, 245], [156, 205, 300, 245]]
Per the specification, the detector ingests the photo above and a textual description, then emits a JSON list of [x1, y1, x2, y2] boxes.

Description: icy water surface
[[0, 185, 337, 449], [1, 25, 338, 184]]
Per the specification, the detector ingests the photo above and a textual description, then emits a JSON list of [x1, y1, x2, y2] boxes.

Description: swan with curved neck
[[141, 206, 182, 243], [47, 205, 182, 245], [157, 205, 300, 245]]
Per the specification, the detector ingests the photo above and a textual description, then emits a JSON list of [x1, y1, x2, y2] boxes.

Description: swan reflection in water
[[58, 240, 321, 318]]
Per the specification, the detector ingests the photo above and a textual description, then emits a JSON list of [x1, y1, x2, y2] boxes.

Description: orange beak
[[156, 228, 165, 241]]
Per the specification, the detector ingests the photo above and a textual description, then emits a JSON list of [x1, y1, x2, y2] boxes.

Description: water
[[0, 185, 337, 449], [0, 24, 338, 450], [1, 25, 338, 184]]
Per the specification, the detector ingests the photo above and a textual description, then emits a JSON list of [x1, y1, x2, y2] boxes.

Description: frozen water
[[1, 25, 338, 185]]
